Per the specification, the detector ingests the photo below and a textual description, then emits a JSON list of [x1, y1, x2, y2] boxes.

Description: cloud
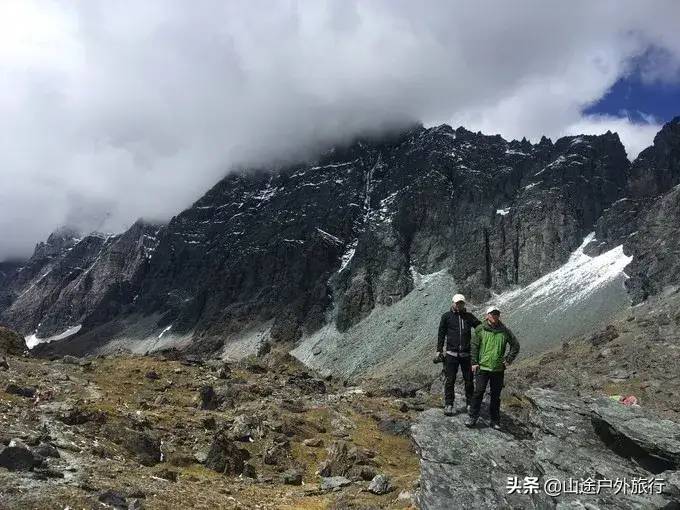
[[0, 0, 679, 259]]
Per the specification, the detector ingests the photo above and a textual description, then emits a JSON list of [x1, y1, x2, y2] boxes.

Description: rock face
[[590, 117, 680, 303], [412, 388, 680, 509], [0, 221, 161, 339]]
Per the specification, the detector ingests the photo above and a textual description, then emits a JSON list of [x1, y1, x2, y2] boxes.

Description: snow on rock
[[491, 233, 633, 355], [293, 234, 633, 379], [338, 240, 358, 273], [25, 324, 83, 349], [505, 149, 528, 156], [496, 208, 510, 216], [316, 228, 343, 245]]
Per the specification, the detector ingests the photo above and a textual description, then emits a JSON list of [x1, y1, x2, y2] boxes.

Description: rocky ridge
[[1, 122, 640, 357]]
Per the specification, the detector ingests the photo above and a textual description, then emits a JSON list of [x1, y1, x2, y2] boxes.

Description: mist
[[1, 0, 679, 260]]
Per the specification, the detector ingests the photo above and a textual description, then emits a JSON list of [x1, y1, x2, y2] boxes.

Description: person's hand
[[471, 364, 479, 373]]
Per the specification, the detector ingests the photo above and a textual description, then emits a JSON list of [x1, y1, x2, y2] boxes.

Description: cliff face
[[132, 125, 629, 349], [0, 222, 161, 339], [589, 117, 680, 303], [5, 119, 680, 358]]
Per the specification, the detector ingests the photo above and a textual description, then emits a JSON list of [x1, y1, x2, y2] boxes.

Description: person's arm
[[437, 314, 447, 353], [470, 326, 481, 366], [504, 327, 520, 365], [468, 312, 481, 328]]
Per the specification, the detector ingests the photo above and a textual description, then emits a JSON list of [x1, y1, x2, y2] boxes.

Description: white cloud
[[0, 0, 679, 259], [563, 115, 662, 160]]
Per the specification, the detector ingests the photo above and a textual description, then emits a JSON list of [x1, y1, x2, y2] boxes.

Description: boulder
[[377, 416, 411, 437], [0, 442, 43, 471], [590, 396, 680, 472], [262, 437, 290, 466], [98, 490, 128, 510], [5, 384, 36, 398], [145, 370, 160, 380], [281, 469, 303, 486], [198, 385, 219, 410], [0, 326, 25, 355], [368, 474, 394, 495], [33, 443, 60, 459], [318, 441, 372, 478], [204, 432, 250, 475], [105, 425, 161, 466], [319, 476, 351, 491]]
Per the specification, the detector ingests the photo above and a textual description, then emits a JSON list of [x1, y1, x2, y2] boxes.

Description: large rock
[[590, 396, 680, 472], [204, 431, 250, 475], [105, 425, 161, 466], [0, 442, 43, 471], [411, 388, 679, 509], [368, 474, 394, 495], [318, 440, 372, 478], [0, 326, 25, 355]]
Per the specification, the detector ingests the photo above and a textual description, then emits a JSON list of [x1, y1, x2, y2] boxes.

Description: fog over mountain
[[1, 0, 680, 259]]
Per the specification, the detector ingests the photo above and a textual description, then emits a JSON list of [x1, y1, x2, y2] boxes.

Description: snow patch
[[158, 325, 172, 339], [316, 228, 343, 245], [25, 324, 82, 349], [339, 240, 358, 273], [496, 208, 510, 216], [494, 233, 632, 315], [505, 149, 528, 156], [534, 155, 566, 176], [309, 160, 358, 171]]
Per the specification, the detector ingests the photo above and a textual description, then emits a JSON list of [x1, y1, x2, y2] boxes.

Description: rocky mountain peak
[[1, 119, 679, 361], [34, 226, 81, 260], [628, 117, 680, 198]]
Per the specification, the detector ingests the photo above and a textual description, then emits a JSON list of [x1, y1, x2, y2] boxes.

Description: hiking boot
[[464, 416, 477, 428], [459, 403, 470, 414], [490, 421, 501, 430], [444, 405, 454, 416]]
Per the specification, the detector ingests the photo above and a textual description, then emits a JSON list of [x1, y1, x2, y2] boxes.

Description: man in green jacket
[[465, 305, 520, 430]]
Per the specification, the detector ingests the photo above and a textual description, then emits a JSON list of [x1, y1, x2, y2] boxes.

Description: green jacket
[[471, 321, 520, 372]]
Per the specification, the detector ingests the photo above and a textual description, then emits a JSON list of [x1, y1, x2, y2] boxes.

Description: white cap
[[486, 306, 500, 315], [452, 294, 466, 303]]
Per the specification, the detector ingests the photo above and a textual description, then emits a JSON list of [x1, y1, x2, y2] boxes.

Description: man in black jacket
[[437, 294, 481, 416]]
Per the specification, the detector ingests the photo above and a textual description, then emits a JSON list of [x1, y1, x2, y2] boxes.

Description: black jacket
[[437, 309, 481, 354]]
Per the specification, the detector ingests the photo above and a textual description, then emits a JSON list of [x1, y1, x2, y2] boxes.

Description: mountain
[[2, 118, 680, 372], [0, 222, 161, 341]]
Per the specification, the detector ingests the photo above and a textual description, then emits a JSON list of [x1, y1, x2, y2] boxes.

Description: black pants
[[469, 370, 505, 422], [444, 354, 473, 406]]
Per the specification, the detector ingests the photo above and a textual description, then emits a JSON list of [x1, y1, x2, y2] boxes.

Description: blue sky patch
[[585, 48, 680, 123]]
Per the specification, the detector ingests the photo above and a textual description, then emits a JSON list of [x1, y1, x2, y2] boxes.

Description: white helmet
[[452, 294, 466, 303]]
